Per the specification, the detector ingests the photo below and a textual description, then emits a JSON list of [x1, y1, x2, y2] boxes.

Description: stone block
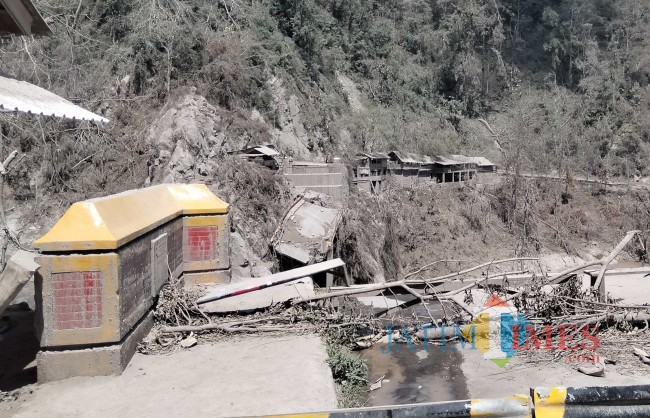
[[37, 312, 153, 383], [183, 269, 231, 287]]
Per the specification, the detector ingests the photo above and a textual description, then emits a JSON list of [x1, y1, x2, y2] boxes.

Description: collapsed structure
[[350, 151, 497, 192], [33, 184, 230, 382], [270, 194, 342, 288]]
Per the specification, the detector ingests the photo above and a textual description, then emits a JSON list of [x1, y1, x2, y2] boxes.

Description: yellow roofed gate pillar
[[33, 184, 230, 382]]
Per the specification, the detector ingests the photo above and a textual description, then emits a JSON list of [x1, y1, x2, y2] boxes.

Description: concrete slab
[[601, 271, 650, 305], [9, 335, 337, 418], [0, 250, 39, 314], [355, 296, 403, 310], [274, 243, 311, 264], [202, 278, 315, 313], [11, 278, 35, 311], [271, 197, 341, 264], [578, 264, 650, 305], [197, 259, 343, 305]]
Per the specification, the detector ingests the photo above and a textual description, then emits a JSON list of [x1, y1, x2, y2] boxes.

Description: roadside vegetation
[[2, 1, 650, 199], [326, 342, 369, 408]]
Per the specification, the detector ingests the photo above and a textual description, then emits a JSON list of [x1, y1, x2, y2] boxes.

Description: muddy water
[[360, 340, 469, 406], [359, 296, 470, 406]]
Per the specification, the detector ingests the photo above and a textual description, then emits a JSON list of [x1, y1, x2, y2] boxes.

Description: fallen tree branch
[[559, 296, 650, 310], [408, 257, 538, 285], [578, 311, 650, 328], [439, 270, 529, 297], [403, 259, 468, 280], [545, 261, 602, 285], [294, 258, 537, 304], [477, 231, 643, 315]]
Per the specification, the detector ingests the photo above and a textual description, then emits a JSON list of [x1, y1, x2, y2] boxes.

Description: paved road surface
[[4, 334, 337, 418]]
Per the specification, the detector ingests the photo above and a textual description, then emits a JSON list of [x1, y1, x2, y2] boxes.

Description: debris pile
[[143, 230, 649, 383]]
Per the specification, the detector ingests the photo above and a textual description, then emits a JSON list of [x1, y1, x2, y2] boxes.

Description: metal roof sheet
[[356, 152, 389, 160], [390, 151, 492, 167], [471, 156, 495, 167], [0, 72, 109, 123], [254, 145, 280, 156], [448, 154, 495, 166], [388, 151, 420, 164], [228, 144, 279, 157], [390, 151, 443, 165], [436, 155, 464, 165]]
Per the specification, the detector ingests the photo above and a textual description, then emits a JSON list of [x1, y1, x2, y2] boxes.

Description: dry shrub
[[210, 157, 292, 256]]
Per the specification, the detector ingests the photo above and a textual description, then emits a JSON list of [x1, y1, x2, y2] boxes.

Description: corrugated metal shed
[[0, 72, 109, 123]]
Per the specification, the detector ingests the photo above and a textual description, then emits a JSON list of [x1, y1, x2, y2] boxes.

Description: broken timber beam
[[196, 258, 345, 305]]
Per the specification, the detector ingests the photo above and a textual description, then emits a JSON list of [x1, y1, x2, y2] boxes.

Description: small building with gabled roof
[[227, 144, 281, 170]]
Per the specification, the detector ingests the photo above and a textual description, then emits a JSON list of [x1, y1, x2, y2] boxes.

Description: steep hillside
[[0, 0, 649, 280]]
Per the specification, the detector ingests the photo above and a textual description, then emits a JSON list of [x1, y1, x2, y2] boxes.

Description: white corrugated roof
[[471, 156, 495, 167], [356, 152, 389, 160], [0, 72, 109, 123], [228, 144, 279, 157], [449, 154, 495, 167], [254, 145, 279, 156]]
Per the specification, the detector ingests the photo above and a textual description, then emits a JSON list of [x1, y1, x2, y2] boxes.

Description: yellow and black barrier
[[534, 385, 650, 418], [266, 384, 650, 418]]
